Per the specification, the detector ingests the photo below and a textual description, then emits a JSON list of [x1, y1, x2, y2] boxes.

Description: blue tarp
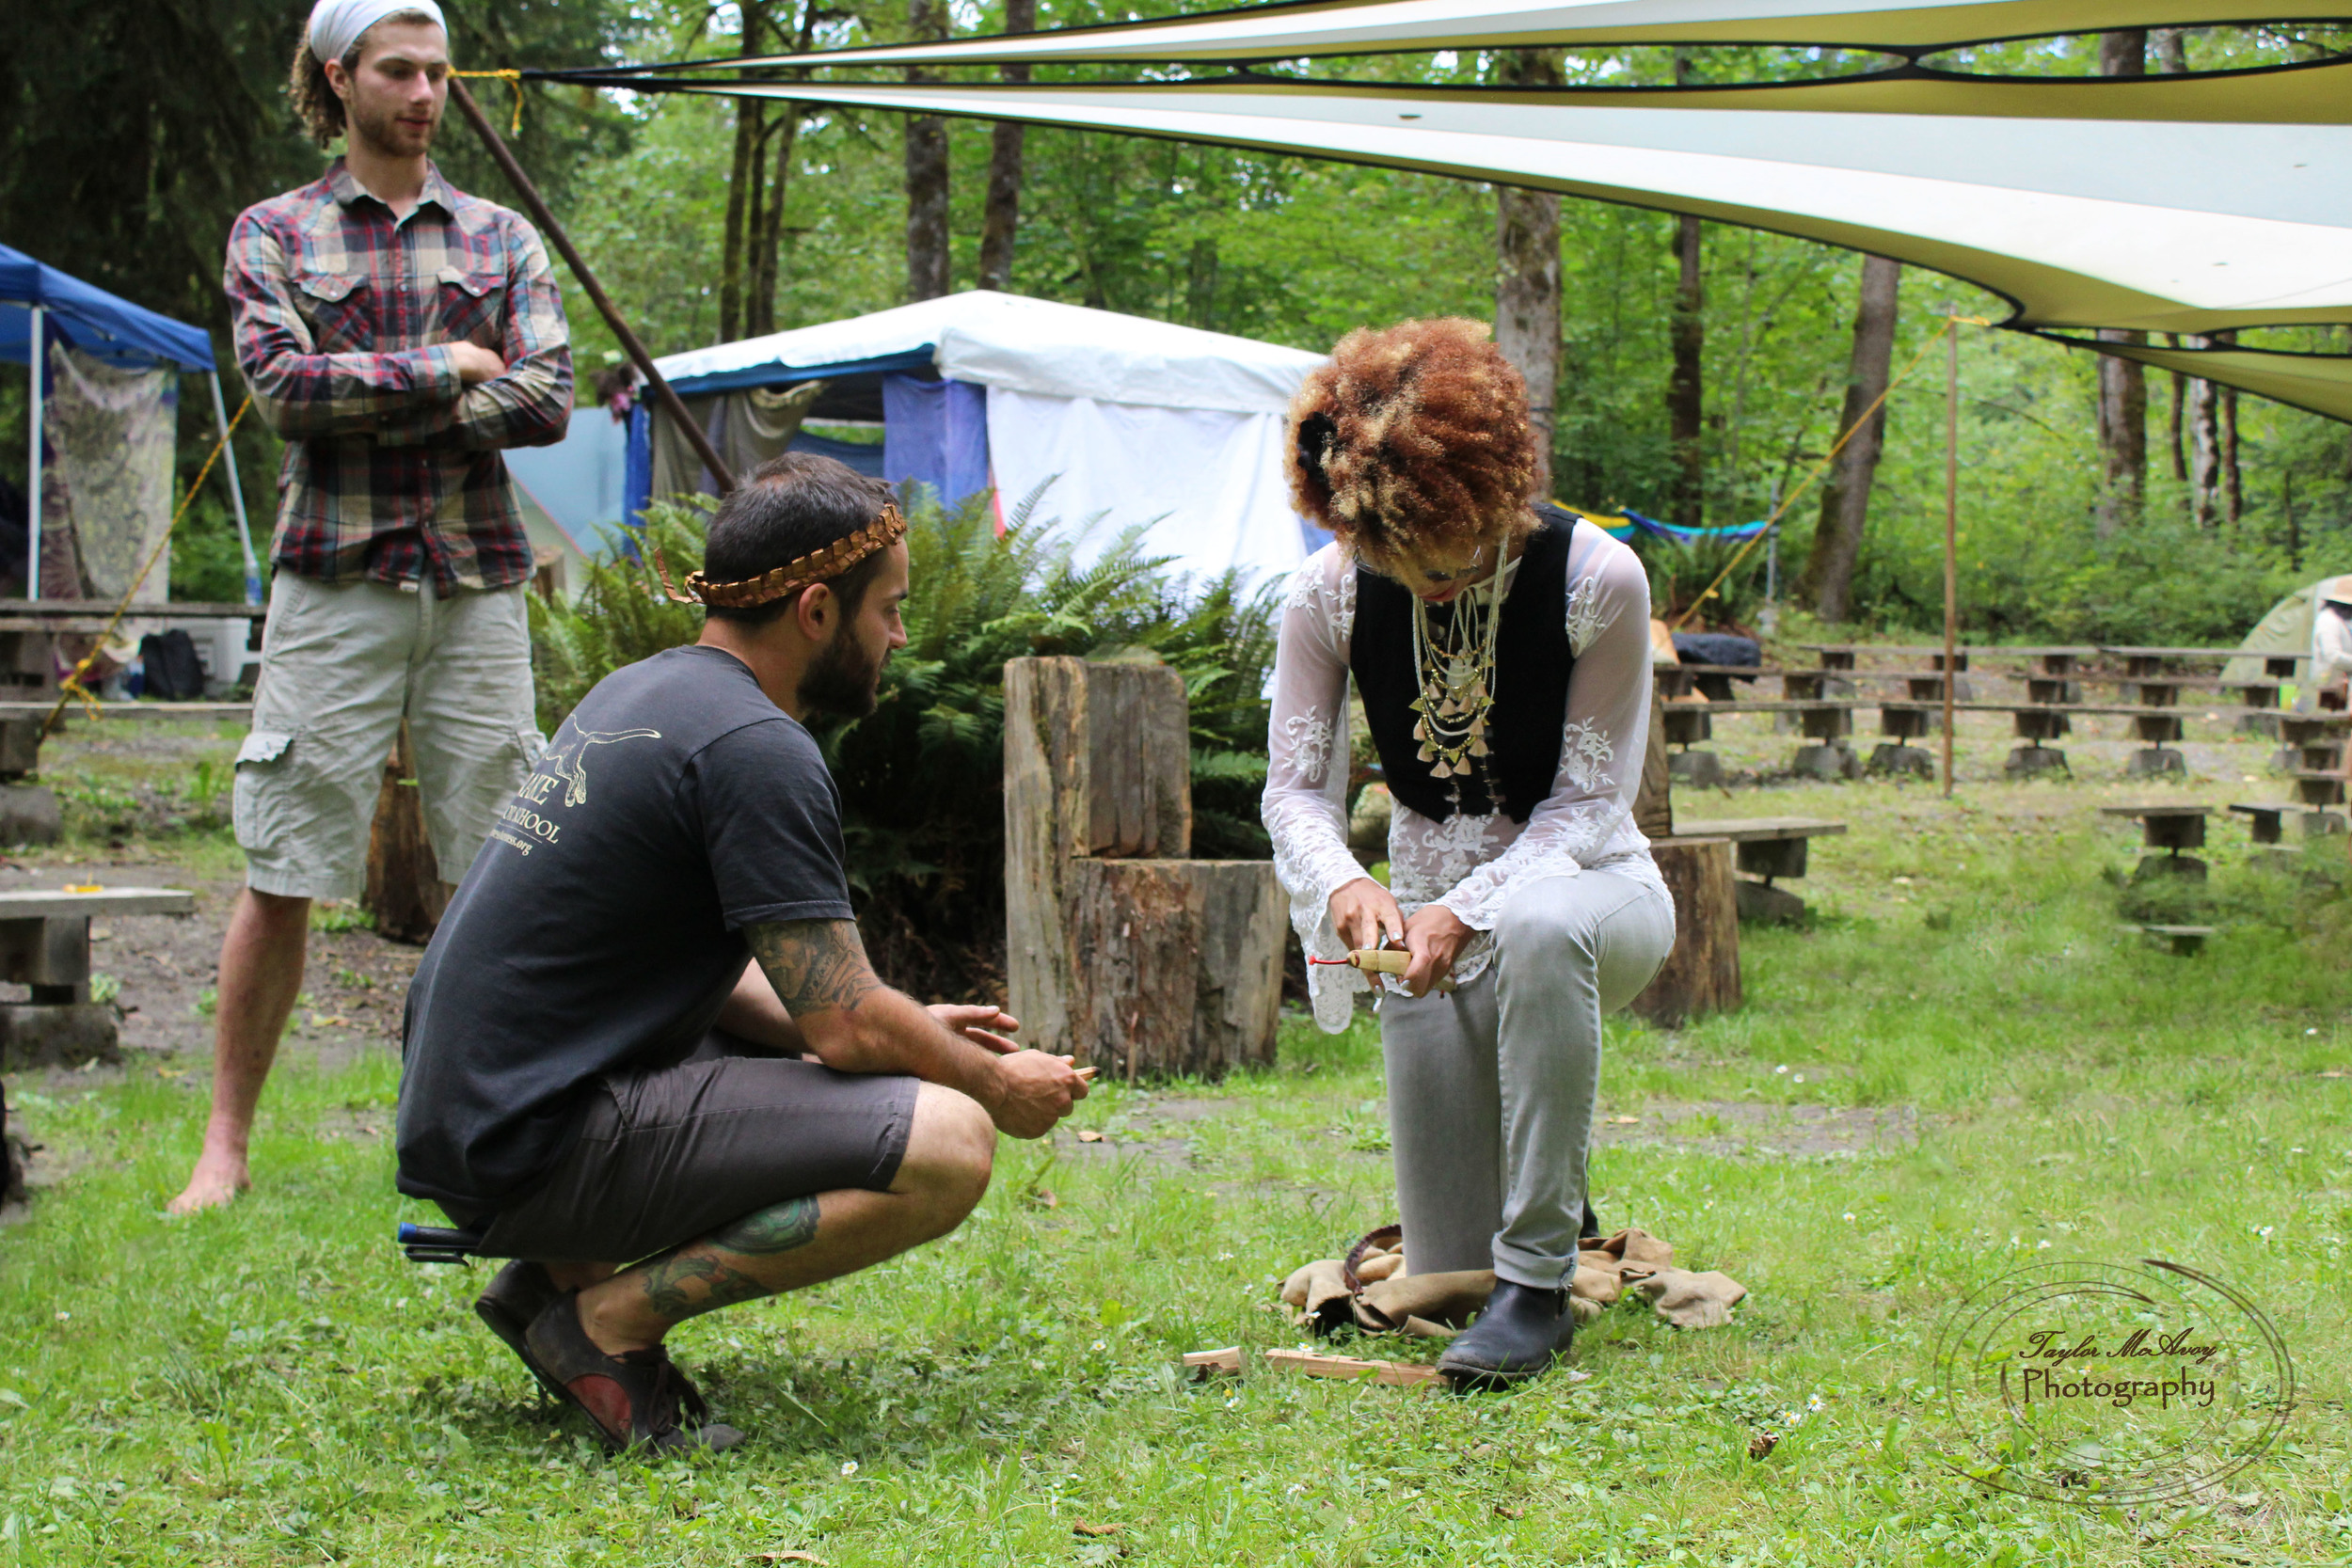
[[881, 374, 988, 509], [1573, 506, 1771, 546], [0, 245, 215, 375]]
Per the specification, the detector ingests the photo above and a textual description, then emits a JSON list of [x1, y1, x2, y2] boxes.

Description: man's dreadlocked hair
[[1285, 318, 1542, 577], [287, 9, 439, 148]]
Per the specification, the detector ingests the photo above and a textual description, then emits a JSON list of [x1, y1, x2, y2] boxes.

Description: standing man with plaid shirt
[[171, 0, 572, 1212]]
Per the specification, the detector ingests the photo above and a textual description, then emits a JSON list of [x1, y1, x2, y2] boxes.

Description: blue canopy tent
[[0, 244, 258, 601]]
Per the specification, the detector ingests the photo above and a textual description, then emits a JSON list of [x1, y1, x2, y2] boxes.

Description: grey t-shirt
[[396, 644, 854, 1214]]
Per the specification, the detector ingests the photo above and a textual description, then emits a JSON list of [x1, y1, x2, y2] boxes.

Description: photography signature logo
[[1930, 1259, 2294, 1504]]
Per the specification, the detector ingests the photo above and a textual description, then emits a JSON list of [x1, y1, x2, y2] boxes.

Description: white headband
[[308, 0, 446, 64]]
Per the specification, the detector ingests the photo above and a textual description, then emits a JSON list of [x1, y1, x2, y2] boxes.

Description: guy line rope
[[40, 395, 254, 738], [1666, 312, 1989, 635]]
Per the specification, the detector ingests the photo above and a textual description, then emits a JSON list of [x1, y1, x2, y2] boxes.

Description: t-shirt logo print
[[528, 727, 663, 809]]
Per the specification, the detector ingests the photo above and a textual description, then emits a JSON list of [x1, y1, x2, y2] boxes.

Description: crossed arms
[[717, 919, 1086, 1138]]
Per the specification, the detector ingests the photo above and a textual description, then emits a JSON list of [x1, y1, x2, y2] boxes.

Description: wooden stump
[[1629, 836, 1740, 1027], [1, 1077, 25, 1208], [1004, 657, 1284, 1080], [362, 720, 448, 944], [1635, 681, 1673, 841]]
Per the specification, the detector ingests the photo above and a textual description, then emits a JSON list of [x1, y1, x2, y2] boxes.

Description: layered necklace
[[1406, 543, 1508, 789]]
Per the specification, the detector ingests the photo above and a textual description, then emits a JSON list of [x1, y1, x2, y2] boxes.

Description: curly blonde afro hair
[[1286, 317, 1541, 574]]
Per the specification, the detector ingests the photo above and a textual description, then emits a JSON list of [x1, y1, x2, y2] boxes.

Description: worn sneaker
[[475, 1260, 565, 1401], [522, 1291, 743, 1453]]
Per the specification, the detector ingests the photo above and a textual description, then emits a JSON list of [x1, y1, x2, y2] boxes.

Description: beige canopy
[[641, 0, 2329, 69], [629, 75, 2352, 417], [557, 0, 2352, 420]]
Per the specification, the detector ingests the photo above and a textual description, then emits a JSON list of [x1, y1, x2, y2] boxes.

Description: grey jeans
[[1379, 867, 1676, 1290]]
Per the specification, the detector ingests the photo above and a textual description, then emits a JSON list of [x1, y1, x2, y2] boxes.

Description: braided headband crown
[[658, 502, 908, 609]]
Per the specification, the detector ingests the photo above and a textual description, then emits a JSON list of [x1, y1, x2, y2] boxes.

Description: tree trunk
[[2093, 331, 2147, 534], [1493, 49, 1565, 487], [976, 0, 1036, 293], [2187, 341, 2222, 528], [2090, 29, 2147, 536], [903, 0, 952, 303], [2163, 334, 2188, 485], [1184, 238, 1221, 328], [2215, 327, 2242, 524], [1003, 657, 1283, 1080], [1668, 214, 1705, 530], [362, 721, 449, 945], [717, 2, 767, 343], [748, 107, 799, 338], [1629, 837, 1740, 1027], [1798, 253, 1899, 623]]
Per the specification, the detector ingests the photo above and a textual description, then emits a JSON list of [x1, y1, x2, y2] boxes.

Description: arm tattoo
[[748, 920, 882, 1017], [635, 1195, 822, 1321]]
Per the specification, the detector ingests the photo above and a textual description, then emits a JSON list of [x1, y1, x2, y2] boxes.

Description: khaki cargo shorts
[[233, 571, 540, 902]]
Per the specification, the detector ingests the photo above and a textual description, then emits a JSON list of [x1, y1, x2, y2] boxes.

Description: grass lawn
[[1, 712, 2350, 1565]]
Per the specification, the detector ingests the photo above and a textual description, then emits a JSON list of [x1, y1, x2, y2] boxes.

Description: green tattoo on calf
[[709, 1195, 822, 1255], [632, 1196, 825, 1323]]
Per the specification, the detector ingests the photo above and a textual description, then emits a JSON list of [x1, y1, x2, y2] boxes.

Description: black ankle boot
[[1436, 1280, 1576, 1389]]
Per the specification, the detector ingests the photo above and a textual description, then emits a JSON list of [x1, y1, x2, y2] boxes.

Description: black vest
[[1350, 507, 1576, 824]]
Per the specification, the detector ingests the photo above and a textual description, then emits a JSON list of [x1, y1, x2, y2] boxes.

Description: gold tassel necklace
[[1406, 554, 1506, 792]]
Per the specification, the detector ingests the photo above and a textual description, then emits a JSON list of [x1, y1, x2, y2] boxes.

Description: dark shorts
[[460, 1036, 919, 1263]]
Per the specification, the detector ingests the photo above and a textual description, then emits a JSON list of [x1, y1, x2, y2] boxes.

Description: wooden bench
[[2124, 923, 2214, 957], [2229, 801, 2349, 843], [1673, 816, 1847, 923], [0, 885, 198, 1068], [2100, 803, 2212, 880]]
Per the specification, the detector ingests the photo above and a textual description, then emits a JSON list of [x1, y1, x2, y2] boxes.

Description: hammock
[[1566, 507, 1772, 546]]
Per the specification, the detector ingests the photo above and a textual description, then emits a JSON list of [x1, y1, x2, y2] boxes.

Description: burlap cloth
[[1280, 1225, 1747, 1338]]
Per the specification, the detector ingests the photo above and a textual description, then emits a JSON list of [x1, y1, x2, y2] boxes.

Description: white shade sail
[[607, 0, 2335, 71], [664, 79, 2352, 332]]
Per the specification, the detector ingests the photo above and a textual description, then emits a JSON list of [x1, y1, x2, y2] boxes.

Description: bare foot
[[167, 1152, 249, 1215]]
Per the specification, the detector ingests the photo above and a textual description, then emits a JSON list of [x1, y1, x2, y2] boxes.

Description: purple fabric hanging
[[882, 375, 990, 507]]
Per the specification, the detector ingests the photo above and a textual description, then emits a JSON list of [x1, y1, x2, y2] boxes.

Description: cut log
[[362, 720, 448, 945], [1, 1076, 24, 1208], [1004, 657, 1283, 1080], [1629, 836, 1740, 1026], [1635, 679, 1673, 840]]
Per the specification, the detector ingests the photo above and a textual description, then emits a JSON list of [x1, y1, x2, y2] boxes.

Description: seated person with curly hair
[[1263, 318, 1676, 1387]]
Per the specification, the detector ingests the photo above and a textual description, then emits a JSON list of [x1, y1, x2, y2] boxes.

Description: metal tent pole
[[208, 370, 262, 604], [24, 305, 41, 602], [447, 79, 736, 495], [1942, 314, 1960, 800]]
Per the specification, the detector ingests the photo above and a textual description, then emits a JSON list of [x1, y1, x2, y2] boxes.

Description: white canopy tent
[[643, 292, 1327, 584]]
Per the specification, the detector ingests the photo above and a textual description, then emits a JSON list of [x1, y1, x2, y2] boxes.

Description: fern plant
[[527, 483, 1280, 999]]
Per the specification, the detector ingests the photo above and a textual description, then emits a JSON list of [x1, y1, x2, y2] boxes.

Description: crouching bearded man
[[396, 453, 1089, 1452]]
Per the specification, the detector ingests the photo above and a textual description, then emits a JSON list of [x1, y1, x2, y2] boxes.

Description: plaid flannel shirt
[[226, 160, 572, 593]]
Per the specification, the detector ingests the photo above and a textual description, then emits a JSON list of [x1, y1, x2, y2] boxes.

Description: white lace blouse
[[1262, 519, 1664, 1033]]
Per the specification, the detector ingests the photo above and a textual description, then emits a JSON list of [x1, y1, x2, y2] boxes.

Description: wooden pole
[[1942, 314, 1960, 799], [447, 79, 737, 495], [24, 306, 42, 602]]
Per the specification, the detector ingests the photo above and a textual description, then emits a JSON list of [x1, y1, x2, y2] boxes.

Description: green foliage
[[528, 483, 1277, 996]]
